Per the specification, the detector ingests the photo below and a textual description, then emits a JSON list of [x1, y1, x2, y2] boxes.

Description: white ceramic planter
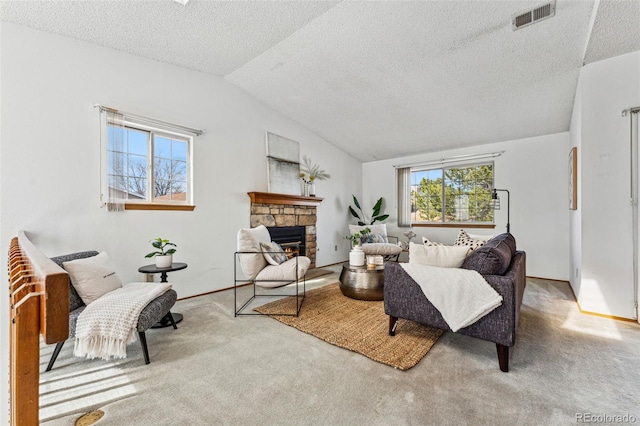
[[155, 254, 173, 268], [349, 246, 365, 266]]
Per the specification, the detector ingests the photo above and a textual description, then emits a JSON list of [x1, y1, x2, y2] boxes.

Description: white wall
[[0, 23, 361, 424], [569, 69, 583, 302], [362, 133, 571, 281], [569, 50, 640, 319]]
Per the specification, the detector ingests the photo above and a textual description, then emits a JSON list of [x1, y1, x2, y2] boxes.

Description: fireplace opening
[[268, 226, 306, 258]]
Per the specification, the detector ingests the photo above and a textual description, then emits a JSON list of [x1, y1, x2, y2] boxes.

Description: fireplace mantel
[[248, 192, 323, 206]]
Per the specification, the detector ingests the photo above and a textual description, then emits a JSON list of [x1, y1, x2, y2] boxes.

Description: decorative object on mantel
[[349, 195, 389, 225], [299, 155, 330, 197], [145, 237, 177, 268], [266, 132, 300, 195]]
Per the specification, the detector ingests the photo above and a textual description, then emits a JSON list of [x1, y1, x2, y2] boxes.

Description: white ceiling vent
[[512, 1, 556, 30]]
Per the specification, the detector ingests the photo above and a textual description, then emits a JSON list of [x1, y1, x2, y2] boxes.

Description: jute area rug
[[255, 283, 443, 370]]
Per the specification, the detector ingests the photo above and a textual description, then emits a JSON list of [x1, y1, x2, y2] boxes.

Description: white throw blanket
[[400, 264, 502, 332], [74, 282, 172, 360]]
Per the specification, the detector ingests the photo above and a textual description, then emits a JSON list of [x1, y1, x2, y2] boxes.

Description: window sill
[[412, 223, 496, 229], [125, 203, 195, 211]]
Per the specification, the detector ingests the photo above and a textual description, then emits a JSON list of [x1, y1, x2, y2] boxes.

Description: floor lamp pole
[[492, 188, 510, 233]]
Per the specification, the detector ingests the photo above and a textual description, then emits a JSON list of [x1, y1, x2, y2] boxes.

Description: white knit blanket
[[74, 282, 172, 360], [400, 264, 502, 332]]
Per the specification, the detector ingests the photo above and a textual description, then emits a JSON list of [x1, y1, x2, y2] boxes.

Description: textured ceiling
[[583, 0, 640, 65], [2, 0, 639, 162]]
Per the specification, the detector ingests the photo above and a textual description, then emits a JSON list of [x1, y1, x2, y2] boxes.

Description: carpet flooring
[[38, 272, 640, 425], [302, 268, 333, 281], [255, 283, 443, 370]]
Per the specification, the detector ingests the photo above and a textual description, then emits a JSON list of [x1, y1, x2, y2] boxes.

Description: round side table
[[339, 264, 385, 301], [138, 262, 187, 327]]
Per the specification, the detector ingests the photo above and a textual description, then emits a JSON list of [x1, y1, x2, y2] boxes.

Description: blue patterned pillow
[[363, 233, 388, 244], [260, 242, 288, 265]]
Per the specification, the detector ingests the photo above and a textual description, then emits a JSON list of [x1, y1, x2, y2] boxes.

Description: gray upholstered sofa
[[384, 233, 526, 372], [46, 251, 178, 370]]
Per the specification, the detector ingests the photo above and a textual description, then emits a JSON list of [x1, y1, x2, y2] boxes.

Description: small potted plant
[[347, 227, 372, 247], [146, 237, 177, 268]]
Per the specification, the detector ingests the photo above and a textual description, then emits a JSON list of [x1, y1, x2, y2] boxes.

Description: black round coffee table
[[138, 262, 187, 327]]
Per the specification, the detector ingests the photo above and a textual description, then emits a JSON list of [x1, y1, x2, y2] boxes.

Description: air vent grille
[[515, 12, 532, 28], [512, 1, 556, 30]]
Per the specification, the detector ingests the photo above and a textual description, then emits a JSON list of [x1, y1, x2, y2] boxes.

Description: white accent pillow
[[360, 243, 402, 256], [63, 252, 123, 305], [409, 242, 470, 268], [255, 256, 311, 288], [237, 225, 271, 280], [260, 241, 287, 265]]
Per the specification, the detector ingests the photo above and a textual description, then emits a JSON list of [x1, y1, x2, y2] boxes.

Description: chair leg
[[139, 332, 150, 365], [45, 341, 65, 372], [496, 344, 509, 372], [388, 316, 398, 336], [166, 312, 177, 329]]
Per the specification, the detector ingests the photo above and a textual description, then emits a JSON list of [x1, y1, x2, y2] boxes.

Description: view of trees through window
[[411, 163, 494, 223], [107, 125, 189, 202]]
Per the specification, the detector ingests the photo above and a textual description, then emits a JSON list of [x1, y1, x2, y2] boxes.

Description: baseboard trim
[[573, 308, 638, 323], [526, 275, 569, 284]]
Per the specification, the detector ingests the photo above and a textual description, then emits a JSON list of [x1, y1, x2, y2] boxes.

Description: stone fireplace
[[248, 192, 323, 268]]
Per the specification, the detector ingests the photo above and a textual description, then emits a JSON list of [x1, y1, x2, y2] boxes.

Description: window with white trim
[[107, 121, 192, 205], [409, 162, 494, 225]]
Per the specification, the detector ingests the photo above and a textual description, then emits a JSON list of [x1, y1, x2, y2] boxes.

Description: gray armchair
[[46, 251, 178, 370], [384, 233, 526, 372]]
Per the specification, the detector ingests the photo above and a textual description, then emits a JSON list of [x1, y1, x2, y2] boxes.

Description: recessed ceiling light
[[173, 0, 189, 5]]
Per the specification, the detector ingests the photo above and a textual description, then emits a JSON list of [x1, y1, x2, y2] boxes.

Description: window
[[409, 162, 494, 225], [107, 122, 192, 206]]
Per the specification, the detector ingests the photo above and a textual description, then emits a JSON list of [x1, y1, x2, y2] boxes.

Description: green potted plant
[[347, 227, 371, 247], [145, 237, 177, 268], [349, 195, 389, 225]]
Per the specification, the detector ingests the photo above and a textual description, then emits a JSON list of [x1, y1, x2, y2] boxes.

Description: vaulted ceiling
[[2, 0, 639, 161]]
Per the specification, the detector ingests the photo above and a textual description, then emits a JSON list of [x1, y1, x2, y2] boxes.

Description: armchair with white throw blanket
[[384, 233, 526, 372], [46, 251, 178, 370]]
